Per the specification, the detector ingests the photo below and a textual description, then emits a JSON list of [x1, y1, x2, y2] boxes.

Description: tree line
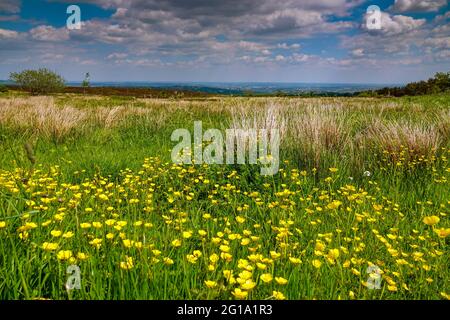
[[2, 68, 450, 97], [360, 72, 450, 97]]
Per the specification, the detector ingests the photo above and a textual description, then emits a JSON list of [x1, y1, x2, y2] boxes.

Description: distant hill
[[4, 75, 448, 98]]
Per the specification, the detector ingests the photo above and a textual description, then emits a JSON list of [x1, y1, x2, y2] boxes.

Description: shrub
[[9, 68, 65, 95], [0, 84, 7, 93]]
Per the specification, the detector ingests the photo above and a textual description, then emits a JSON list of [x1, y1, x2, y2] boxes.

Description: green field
[[0, 92, 449, 299]]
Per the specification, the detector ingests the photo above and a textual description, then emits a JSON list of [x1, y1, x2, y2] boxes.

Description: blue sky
[[0, 0, 449, 83]]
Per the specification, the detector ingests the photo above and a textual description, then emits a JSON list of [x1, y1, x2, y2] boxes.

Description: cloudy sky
[[0, 0, 449, 83]]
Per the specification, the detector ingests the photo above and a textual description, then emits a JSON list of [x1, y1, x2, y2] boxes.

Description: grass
[[0, 92, 449, 300]]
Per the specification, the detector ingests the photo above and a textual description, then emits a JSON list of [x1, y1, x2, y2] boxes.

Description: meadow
[[0, 91, 448, 300]]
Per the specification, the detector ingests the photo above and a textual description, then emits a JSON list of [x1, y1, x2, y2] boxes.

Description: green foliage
[[9, 68, 65, 95], [0, 84, 7, 93], [82, 72, 90, 89], [373, 71, 450, 97]]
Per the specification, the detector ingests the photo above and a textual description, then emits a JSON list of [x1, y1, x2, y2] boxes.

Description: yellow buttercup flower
[[41, 220, 52, 227], [327, 248, 340, 260], [193, 250, 202, 257], [62, 231, 74, 238], [50, 230, 62, 237], [209, 254, 219, 263], [289, 257, 302, 264], [256, 262, 267, 270], [312, 259, 322, 269], [270, 251, 281, 259], [105, 219, 116, 226], [223, 270, 233, 280], [122, 239, 133, 248], [275, 277, 288, 285], [434, 228, 450, 238], [204, 280, 217, 289], [236, 216, 246, 224], [238, 270, 252, 280], [42, 242, 58, 251], [21, 222, 38, 231], [240, 280, 256, 290], [19, 231, 29, 240], [182, 231, 192, 239], [440, 292, 450, 300], [77, 252, 89, 260], [315, 241, 326, 252], [260, 273, 273, 283], [0, 221, 6, 229], [373, 204, 383, 211], [423, 215, 440, 226], [120, 256, 134, 270], [351, 268, 361, 276], [116, 221, 127, 227], [272, 291, 286, 300], [89, 238, 102, 248], [56, 250, 73, 261], [220, 252, 233, 262], [92, 221, 102, 228], [231, 288, 248, 300], [186, 254, 198, 264], [387, 285, 398, 292]]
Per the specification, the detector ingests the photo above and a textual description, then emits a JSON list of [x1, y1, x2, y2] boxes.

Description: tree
[[82, 72, 90, 94], [431, 72, 450, 92], [9, 68, 65, 95]]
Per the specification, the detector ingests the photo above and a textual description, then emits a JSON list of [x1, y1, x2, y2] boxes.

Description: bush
[[0, 84, 7, 93], [9, 68, 65, 95]]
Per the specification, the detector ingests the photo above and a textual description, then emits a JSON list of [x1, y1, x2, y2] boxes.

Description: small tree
[[82, 72, 90, 94], [9, 68, 65, 95]]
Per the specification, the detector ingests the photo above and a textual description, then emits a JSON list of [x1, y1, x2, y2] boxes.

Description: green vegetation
[[365, 72, 450, 97], [9, 68, 65, 95], [82, 72, 91, 89], [0, 94, 448, 300]]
